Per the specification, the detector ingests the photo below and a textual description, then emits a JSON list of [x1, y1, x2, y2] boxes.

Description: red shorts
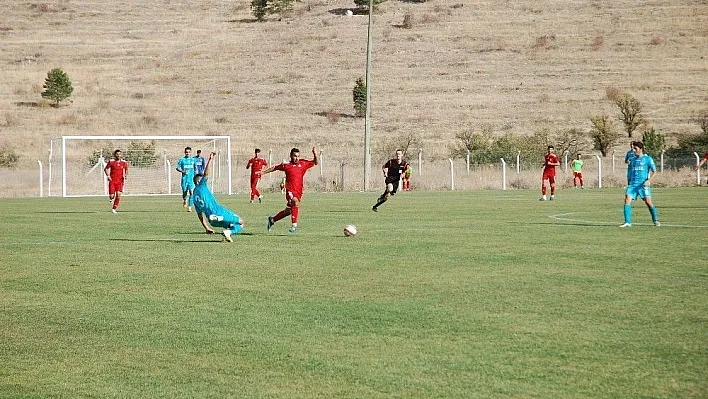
[[109, 179, 124, 195], [573, 172, 583, 179], [542, 170, 556, 184], [285, 190, 302, 207]]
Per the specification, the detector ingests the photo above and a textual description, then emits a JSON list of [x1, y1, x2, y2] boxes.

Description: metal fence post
[[501, 158, 507, 190], [594, 154, 602, 188], [449, 158, 455, 190], [38, 160, 43, 197], [516, 150, 521, 174], [694, 152, 701, 185]]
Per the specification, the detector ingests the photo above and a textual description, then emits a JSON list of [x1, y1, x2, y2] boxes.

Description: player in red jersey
[[258, 147, 318, 233], [540, 145, 560, 201], [246, 148, 268, 203], [104, 149, 129, 213]]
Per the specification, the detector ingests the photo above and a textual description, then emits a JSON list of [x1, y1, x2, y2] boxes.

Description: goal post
[[50, 135, 232, 197]]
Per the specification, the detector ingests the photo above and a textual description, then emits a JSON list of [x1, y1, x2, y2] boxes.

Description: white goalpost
[[48, 135, 232, 197]]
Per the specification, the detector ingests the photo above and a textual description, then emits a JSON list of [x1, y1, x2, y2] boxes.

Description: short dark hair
[[185, 146, 191, 151], [113, 149, 121, 155], [634, 141, 644, 150], [255, 148, 261, 154], [196, 149, 201, 154], [548, 145, 554, 150], [290, 148, 300, 155]]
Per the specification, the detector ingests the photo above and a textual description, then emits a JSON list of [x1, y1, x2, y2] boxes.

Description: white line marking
[[549, 211, 708, 228]]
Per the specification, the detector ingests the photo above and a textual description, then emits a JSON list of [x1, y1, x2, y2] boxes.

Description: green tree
[[614, 92, 643, 138], [641, 127, 666, 158], [251, 0, 294, 21], [354, 0, 388, 8], [41, 68, 74, 106], [251, 0, 268, 21], [352, 77, 367, 117], [590, 115, 620, 157], [269, 0, 295, 17]]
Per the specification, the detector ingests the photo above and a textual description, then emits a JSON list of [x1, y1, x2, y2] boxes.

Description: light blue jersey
[[625, 149, 636, 183], [177, 156, 197, 191], [628, 154, 656, 186], [193, 177, 242, 233]]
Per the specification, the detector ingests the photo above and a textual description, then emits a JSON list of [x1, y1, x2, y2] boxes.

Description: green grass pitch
[[1, 188, 706, 398]]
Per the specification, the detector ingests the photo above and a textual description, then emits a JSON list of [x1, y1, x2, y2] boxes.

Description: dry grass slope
[[0, 0, 707, 195]]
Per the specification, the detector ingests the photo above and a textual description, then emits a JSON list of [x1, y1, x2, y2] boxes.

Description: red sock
[[542, 186, 547, 195], [274, 208, 290, 222], [291, 205, 299, 224], [580, 177, 584, 186], [550, 186, 555, 195], [113, 197, 121, 209]]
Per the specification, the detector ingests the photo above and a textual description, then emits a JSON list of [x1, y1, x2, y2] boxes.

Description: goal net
[[48, 136, 232, 197]]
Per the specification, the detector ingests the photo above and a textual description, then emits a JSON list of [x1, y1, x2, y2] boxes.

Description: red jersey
[[703, 152, 708, 161], [104, 159, 128, 181], [246, 157, 268, 176], [274, 159, 316, 197], [543, 153, 559, 171]]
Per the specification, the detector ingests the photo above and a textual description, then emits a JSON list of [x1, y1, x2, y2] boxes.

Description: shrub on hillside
[[0, 147, 21, 169]]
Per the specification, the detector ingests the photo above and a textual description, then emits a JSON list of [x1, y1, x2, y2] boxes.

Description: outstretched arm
[[203, 152, 215, 177], [312, 147, 319, 165], [197, 212, 215, 234], [695, 158, 707, 171], [258, 164, 278, 177]]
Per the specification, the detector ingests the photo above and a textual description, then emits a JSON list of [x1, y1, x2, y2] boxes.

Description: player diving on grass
[[192, 152, 244, 242], [258, 147, 318, 233], [176, 146, 197, 212], [620, 141, 660, 228], [372, 149, 409, 212]]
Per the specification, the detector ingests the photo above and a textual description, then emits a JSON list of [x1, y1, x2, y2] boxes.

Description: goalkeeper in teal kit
[[620, 141, 660, 228], [193, 152, 244, 242]]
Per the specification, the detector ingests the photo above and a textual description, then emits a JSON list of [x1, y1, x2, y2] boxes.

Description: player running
[[540, 145, 560, 201], [372, 149, 409, 211], [402, 164, 413, 191], [176, 146, 197, 212], [192, 152, 244, 242], [570, 153, 584, 189], [246, 148, 268, 203], [258, 147, 318, 233], [104, 149, 128, 213], [620, 141, 660, 227]]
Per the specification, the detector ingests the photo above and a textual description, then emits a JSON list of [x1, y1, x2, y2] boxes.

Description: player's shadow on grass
[[37, 211, 101, 214], [522, 221, 617, 228]]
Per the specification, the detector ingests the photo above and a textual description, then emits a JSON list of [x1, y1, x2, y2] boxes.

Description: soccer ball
[[344, 224, 357, 237], [345, 9, 353, 16]]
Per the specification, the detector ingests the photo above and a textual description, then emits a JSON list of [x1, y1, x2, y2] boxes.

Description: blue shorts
[[625, 184, 652, 200], [182, 178, 195, 192]]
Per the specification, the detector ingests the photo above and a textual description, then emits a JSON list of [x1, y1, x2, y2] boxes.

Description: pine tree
[[353, 77, 367, 118], [42, 68, 74, 106], [252, 0, 268, 21]]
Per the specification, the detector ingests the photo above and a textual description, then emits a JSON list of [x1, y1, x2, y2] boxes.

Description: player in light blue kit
[[620, 141, 660, 227], [176, 146, 197, 212], [193, 152, 244, 242], [624, 141, 637, 185]]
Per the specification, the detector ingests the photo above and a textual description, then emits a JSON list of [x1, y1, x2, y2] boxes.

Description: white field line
[[549, 211, 708, 228]]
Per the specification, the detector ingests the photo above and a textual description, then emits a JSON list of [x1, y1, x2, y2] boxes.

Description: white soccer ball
[[344, 224, 357, 237], [345, 9, 353, 17]]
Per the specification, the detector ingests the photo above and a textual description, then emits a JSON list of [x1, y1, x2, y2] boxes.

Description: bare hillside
[[0, 0, 707, 195]]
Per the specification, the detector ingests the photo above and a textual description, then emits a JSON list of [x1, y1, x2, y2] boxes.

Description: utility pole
[[363, 0, 374, 191]]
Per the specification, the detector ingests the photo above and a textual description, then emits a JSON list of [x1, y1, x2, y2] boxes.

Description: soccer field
[[1, 188, 706, 398]]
